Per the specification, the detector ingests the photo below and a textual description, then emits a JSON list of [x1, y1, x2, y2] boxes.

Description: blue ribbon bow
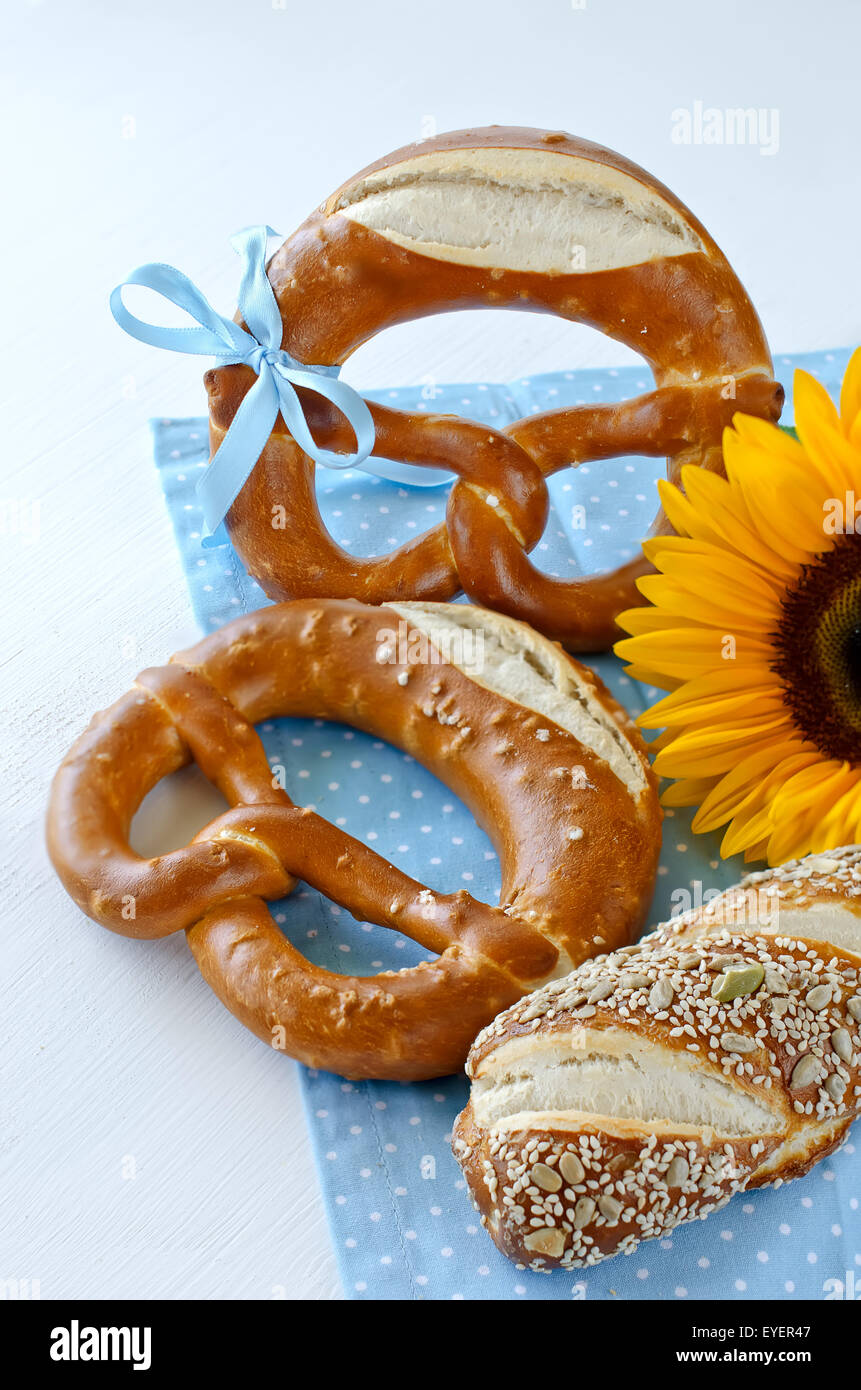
[[111, 225, 387, 542]]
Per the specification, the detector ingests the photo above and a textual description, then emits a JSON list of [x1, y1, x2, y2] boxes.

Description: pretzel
[[453, 846, 861, 1269], [46, 600, 660, 1079], [206, 126, 783, 650]]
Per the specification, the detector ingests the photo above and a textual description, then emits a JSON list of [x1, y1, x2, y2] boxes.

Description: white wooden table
[[3, 0, 859, 1301]]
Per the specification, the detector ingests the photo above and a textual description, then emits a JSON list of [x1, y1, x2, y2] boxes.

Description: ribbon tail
[[279, 373, 453, 486], [359, 459, 455, 488], [275, 370, 451, 485], [195, 368, 280, 536], [273, 368, 376, 470]]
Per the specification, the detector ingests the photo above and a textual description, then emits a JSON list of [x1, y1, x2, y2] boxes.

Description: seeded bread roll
[[453, 846, 861, 1269]]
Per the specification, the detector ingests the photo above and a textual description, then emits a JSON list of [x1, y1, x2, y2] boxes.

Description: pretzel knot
[[47, 600, 661, 1079], [207, 127, 783, 652]]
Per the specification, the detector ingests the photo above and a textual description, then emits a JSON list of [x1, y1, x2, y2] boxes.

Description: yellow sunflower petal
[[659, 777, 718, 808], [650, 548, 783, 622], [717, 746, 822, 859], [743, 840, 771, 864], [722, 426, 831, 558], [642, 686, 782, 731], [654, 717, 791, 779], [693, 745, 819, 833], [794, 366, 843, 436], [621, 664, 684, 692], [615, 604, 720, 637], [635, 573, 778, 635], [617, 351, 861, 867], [638, 663, 782, 730], [643, 534, 787, 602], [723, 430, 838, 556], [765, 761, 859, 864], [679, 467, 798, 581], [794, 369, 860, 495], [615, 628, 772, 683], [721, 806, 775, 860], [813, 770, 861, 849], [663, 663, 778, 696], [653, 477, 698, 541], [731, 411, 811, 469], [839, 347, 861, 433], [647, 661, 777, 701]]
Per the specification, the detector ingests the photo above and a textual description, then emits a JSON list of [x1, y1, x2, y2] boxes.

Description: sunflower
[[615, 349, 861, 867]]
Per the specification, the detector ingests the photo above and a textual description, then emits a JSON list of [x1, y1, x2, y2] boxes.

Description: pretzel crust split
[[47, 599, 660, 1079], [207, 126, 783, 651]]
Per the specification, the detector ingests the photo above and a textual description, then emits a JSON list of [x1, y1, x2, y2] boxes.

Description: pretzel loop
[[120, 664, 557, 981], [208, 127, 783, 650], [210, 387, 550, 604], [54, 657, 558, 1077], [47, 599, 662, 1078], [451, 374, 784, 647]]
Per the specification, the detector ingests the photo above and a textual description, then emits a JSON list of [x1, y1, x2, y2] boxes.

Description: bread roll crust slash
[[206, 125, 783, 652], [46, 599, 660, 1080], [453, 846, 861, 1267]]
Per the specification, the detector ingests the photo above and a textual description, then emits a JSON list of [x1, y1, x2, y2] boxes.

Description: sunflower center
[[772, 533, 861, 764], [848, 624, 861, 699]]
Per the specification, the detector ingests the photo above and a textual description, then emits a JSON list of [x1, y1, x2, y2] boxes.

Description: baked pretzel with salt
[[208, 126, 783, 650], [47, 600, 660, 1079]]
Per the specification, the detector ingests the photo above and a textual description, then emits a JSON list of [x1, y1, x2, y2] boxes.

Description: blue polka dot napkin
[[153, 348, 858, 1301]]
